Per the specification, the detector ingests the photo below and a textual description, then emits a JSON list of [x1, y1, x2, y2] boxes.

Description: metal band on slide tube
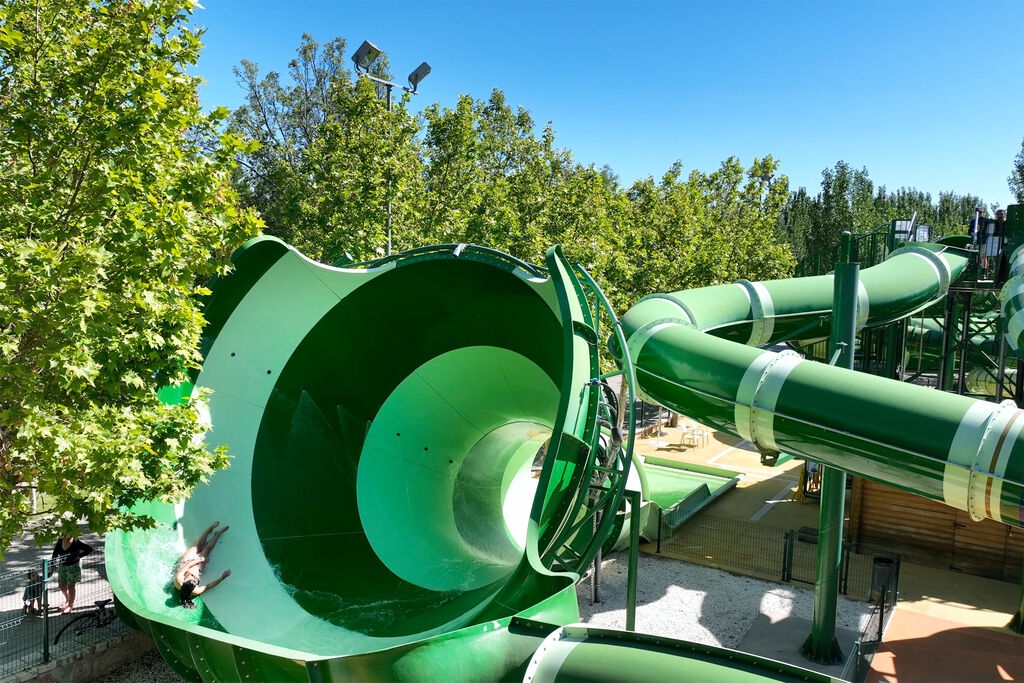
[[945, 400, 1024, 521], [1001, 276, 1024, 354], [523, 625, 585, 683], [901, 246, 952, 294], [825, 274, 870, 329], [735, 279, 776, 346], [626, 319, 688, 365], [856, 280, 870, 328], [637, 294, 697, 327], [734, 350, 804, 453]]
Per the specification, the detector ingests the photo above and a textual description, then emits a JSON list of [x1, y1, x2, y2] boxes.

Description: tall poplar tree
[[1010, 138, 1024, 203]]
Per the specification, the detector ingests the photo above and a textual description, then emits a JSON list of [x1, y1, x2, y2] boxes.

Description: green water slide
[[106, 237, 637, 681], [522, 622, 839, 683], [107, 235, 1024, 682], [620, 241, 1024, 530]]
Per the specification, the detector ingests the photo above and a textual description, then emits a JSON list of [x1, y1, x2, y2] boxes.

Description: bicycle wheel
[[53, 613, 93, 645]]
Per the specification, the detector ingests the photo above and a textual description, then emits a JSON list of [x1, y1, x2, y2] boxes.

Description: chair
[[678, 421, 698, 448], [695, 421, 710, 447], [679, 419, 708, 448]]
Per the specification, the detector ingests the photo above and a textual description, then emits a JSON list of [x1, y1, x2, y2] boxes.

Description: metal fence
[[795, 224, 895, 278], [0, 548, 129, 680], [656, 514, 900, 604], [840, 577, 899, 682]]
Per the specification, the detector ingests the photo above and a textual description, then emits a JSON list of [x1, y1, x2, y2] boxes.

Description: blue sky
[[192, 1, 1022, 208]]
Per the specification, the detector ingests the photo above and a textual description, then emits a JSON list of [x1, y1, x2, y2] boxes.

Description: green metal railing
[[794, 222, 896, 277]]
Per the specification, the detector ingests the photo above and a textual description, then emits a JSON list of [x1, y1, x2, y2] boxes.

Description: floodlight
[[408, 61, 431, 91], [352, 40, 383, 71]]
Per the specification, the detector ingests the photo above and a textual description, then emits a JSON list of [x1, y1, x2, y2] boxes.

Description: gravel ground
[[94, 649, 179, 683], [100, 551, 872, 681], [575, 551, 871, 648]]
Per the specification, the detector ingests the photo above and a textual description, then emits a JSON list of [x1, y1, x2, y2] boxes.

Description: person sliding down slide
[[174, 521, 231, 608]]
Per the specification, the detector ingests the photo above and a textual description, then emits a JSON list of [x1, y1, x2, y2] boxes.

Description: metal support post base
[[800, 631, 843, 665]]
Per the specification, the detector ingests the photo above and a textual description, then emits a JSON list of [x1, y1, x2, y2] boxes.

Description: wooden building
[[847, 477, 1023, 582]]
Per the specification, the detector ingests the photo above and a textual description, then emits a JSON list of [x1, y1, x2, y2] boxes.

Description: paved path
[[870, 607, 1024, 682]]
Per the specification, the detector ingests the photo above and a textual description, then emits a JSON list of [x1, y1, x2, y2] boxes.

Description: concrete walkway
[[871, 608, 1024, 682]]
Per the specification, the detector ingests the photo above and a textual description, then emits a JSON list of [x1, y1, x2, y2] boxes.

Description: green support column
[[802, 232, 858, 664], [884, 322, 899, 379], [626, 489, 641, 631], [940, 294, 961, 393]]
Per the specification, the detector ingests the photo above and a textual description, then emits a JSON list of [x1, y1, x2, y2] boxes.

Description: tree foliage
[[0, 0, 260, 553], [227, 34, 415, 262], [228, 35, 796, 313], [1011, 137, 1024, 204], [779, 161, 983, 260]]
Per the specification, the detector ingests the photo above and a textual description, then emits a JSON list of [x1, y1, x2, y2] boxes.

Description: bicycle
[[52, 599, 119, 645]]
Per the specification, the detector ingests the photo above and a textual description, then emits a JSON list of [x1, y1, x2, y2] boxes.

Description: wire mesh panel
[[0, 565, 46, 678], [0, 548, 129, 680], [656, 515, 900, 602], [48, 552, 129, 658], [657, 515, 791, 582]]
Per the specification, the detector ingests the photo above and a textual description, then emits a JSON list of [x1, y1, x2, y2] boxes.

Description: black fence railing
[[0, 548, 128, 680], [840, 567, 900, 683]]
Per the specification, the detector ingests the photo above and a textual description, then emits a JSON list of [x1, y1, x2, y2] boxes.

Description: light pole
[[352, 40, 430, 256]]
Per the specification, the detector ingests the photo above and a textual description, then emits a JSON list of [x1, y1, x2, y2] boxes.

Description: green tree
[[780, 161, 984, 264], [228, 35, 795, 316], [419, 90, 635, 306], [1011, 138, 1024, 203], [0, 0, 261, 553], [617, 157, 794, 306], [778, 187, 817, 259], [228, 34, 418, 262]]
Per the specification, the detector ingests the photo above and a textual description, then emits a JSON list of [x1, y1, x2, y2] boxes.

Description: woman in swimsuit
[[174, 521, 231, 608]]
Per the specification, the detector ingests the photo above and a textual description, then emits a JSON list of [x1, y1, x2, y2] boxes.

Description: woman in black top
[[51, 536, 93, 614]]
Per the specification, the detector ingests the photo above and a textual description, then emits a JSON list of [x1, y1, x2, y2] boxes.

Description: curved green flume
[[622, 242, 1024, 529], [1001, 244, 1024, 357], [524, 624, 839, 683], [107, 238, 618, 681]]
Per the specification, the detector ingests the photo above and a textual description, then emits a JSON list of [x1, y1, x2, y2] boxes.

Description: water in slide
[[106, 238, 1024, 681]]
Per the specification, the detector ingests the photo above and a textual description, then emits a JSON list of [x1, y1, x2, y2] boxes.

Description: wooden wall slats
[[848, 478, 1023, 582]]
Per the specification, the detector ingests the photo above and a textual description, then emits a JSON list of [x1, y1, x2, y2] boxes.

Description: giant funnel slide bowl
[[105, 238, 630, 681]]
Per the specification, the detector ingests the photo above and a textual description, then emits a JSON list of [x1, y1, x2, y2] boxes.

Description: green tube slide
[[522, 622, 839, 683], [901, 316, 1003, 394], [620, 242, 1024, 530], [106, 238, 633, 681]]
